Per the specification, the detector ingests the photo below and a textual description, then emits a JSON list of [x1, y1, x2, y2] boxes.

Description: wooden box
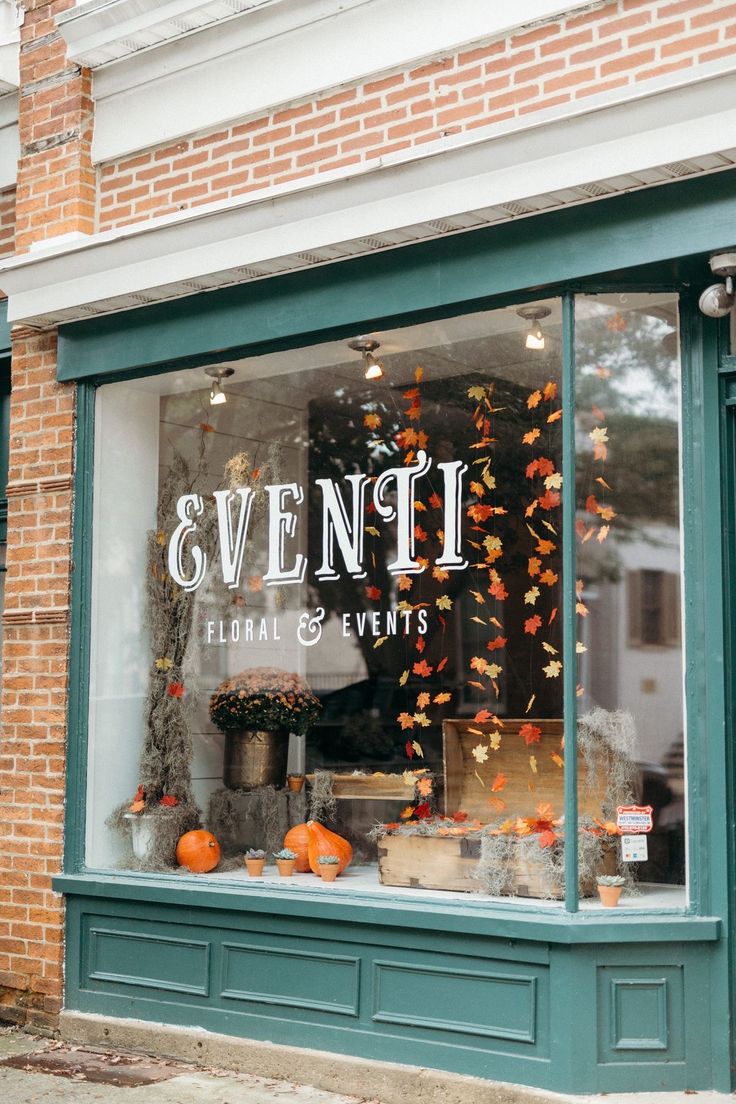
[[378, 718, 614, 896], [306, 772, 409, 800]]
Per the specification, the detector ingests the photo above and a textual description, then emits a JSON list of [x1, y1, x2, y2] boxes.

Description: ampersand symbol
[[297, 607, 325, 647]]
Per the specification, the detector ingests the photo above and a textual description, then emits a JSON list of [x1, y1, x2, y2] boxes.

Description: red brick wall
[[0, 0, 81, 1029], [98, 0, 736, 231]]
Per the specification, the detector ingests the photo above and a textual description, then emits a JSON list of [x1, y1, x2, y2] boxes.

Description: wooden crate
[[306, 772, 409, 800], [378, 717, 616, 896]]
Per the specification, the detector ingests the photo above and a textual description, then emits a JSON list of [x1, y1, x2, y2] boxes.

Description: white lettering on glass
[[262, 483, 307, 586], [168, 493, 207, 592], [213, 487, 255, 588], [315, 473, 370, 580], [435, 460, 469, 570], [372, 449, 432, 575]]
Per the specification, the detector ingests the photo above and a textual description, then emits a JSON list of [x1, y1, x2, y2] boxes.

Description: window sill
[[53, 871, 720, 945]]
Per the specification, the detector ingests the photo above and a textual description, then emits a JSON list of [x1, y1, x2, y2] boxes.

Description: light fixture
[[516, 305, 552, 350], [348, 337, 384, 380], [205, 365, 234, 405], [699, 250, 736, 318]]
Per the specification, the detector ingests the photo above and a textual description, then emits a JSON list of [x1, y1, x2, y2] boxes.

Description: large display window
[[86, 292, 684, 908]]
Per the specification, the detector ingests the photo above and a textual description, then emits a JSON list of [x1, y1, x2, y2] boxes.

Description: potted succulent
[[317, 854, 340, 883], [244, 848, 266, 876], [273, 847, 297, 876], [210, 667, 321, 790], [596, 873, 626, 907]]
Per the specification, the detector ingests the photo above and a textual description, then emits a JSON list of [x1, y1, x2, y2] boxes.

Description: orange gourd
[[284, 823, 311, 872], [176, 829, 221, 873], [306, 820, 352, 875]]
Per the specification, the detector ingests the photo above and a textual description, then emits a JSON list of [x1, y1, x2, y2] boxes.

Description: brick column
[[0, 0, 96, 1028]]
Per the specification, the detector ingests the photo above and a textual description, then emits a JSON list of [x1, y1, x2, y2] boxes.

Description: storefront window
[[86, 294, 685, 907]]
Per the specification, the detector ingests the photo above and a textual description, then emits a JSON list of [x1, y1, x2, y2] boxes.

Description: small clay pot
[[245, 858, 266, 877], [276, 858, 295, 877], [597, 884, 623, 907], [319, 865, 339, 883], [287, 775, 305, 793]]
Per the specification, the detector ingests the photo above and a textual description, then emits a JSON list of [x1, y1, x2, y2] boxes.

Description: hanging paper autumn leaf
[[489, 729, 502, 750], [551, 752, 564, 769], [365, 585, 381, 600], [414, 524, 428, 542], [473, 709, 495, 723], [432, 565, 449, 583], [529, 756, 538, 773], [527, 390, 542, 409], [433, 691, 452, 704], [416, 691, 430, 710], [415, 636, 426, 654], [436, 595, 453, 610], [536, 539, 556, 556], [428, 492, 443, 510], [547, 409, 562, 424], [467, 385, 486, 402], [399, 669, 409, 687], [159, 795, 179, 807], [373, 636, 388, 649], [413, 659, 433, 677], [398, 575, 413, 592], [524, 615, 542, 635], [543, 660, 562, 678], [417, 776, 433, 797], [538, 490, 560, 511], [488, 579, 508, 601], [486, 635, 507, 652], [167, 681, 185, 698], [491, 772, 507, 792], [589, 425, 609, 461], [522, 428, 541, 445], [544, 472, 563, 490], [412, 740, 425, 758], [363, 413, 381, 430], [437, 656, 449, 672], [472, 743, 489, 763], [520, 723, 542, 745], [526, 694, 536, 713], [543, 380, 558, 401], [597, 526, 610, 543], [398, 713, 415, 731], [414, 712, 431, 728], [155, 657, 173, 671], [528, 557, 541, 577], [400, 805, 416, 819], [542, 641, 558, 655], [539, 569, 559, 587], [524, 587, 540, 605], [607, 311, 627, 332]]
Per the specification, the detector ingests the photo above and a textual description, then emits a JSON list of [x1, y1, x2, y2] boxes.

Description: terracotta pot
[[597, 884, 623, 907], [319, 865, 339, 883], [245, 858, 266, 877], [287, 775, 305, 793], [276, 858, 295, 877]]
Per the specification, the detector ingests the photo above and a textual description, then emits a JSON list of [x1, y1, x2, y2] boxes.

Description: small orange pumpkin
[[284, 823, 311, 872], [176, 829, 221, 873], [306, 820, 352, 876]]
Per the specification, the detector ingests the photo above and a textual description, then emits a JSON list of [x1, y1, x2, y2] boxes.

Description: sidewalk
[[0, 1026, 732, 1104]]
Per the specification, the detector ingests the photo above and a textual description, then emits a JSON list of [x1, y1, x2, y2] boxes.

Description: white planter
[[124, 812, 157, 861]]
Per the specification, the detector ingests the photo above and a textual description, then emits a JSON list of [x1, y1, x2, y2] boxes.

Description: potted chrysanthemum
[[210, 667, 321, 790]]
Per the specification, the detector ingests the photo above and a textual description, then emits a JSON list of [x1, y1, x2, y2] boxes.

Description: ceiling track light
[[516, 305, 552, 350], [205, 365, 235, 405], [348, 336, 384, 380]]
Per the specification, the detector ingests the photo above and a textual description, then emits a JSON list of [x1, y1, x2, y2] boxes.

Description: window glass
[[86, 293, 684, 907], [575, 293, 685, 902]]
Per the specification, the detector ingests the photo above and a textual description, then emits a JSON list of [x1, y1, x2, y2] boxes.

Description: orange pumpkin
[[306, 820, 352, 876], [284, 823, 311, 872], [176, 829, 221, 873]]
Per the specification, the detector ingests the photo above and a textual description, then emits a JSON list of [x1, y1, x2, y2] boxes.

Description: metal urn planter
[[223, 728, 289, 789]]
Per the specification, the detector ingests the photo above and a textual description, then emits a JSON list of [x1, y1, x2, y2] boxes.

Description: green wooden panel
[[221, 942, 360, 1016], [372, 960, 541, 1046], [87, 925, 211, 997], [62, 893, 722, 1092], [598, 967, 683, 1059], [56, 172, 736, 382]]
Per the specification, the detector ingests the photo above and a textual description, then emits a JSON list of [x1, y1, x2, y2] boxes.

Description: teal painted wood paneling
[[372, 960, 540, 1046], [598, 967, 683, 1058], [221, 942, 360, 1016], [87, 926, 211, 997], [56, 173, 735, 383], [62, 894, 720, 1092]]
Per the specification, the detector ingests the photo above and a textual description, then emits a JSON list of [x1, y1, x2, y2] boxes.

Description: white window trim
[[58, 0, 600, 164]]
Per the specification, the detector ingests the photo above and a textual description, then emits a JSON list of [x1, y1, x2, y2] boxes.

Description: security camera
[[699, 282, 735, 318]]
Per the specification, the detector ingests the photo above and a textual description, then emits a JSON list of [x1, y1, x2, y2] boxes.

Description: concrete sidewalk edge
[[59, 1010, 580, 1104]]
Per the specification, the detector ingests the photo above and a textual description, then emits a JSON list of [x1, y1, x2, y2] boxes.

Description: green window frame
[[56, 173, 734, 938]]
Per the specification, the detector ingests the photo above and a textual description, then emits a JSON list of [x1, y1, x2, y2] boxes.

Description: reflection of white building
[[579, 522, 683, 770]]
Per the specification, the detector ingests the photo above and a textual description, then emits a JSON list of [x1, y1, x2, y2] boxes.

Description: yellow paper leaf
[[399, 670, 409, 687], [525, 694, 536, 714], [529, 756, 538, 773], [472, 744, 489, 764], [543, 660, 562, 678], [374, 636, 388, 649]]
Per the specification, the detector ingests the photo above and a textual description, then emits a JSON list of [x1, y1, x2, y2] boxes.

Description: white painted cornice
[[2, 65, 736, 328], [59, 0, 598, 163]]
